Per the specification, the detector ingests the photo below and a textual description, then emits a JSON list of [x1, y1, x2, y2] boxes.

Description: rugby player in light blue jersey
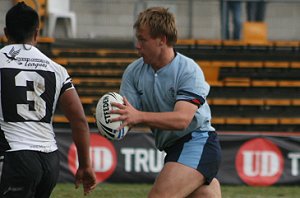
[[111, 7, 222, 198]]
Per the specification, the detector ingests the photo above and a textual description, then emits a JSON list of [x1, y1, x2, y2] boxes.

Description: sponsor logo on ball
[[95, 92, 129, 140], [102, 95, 111, 124]]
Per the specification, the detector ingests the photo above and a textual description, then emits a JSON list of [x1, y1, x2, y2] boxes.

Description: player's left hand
[[75, 167, 97, 196], [110, 97, 141, 130]]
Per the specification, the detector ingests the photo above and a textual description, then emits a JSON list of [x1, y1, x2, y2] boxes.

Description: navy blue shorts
[[0, 150, 60, 198], [164, 131, 222, 184]]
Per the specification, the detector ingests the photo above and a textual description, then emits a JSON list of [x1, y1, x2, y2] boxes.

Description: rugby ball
[[95, 92, 129, 140]]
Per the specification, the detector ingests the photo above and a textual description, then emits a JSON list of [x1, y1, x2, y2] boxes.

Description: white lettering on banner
[[288, 153, 300, 176], [121, 148, 165, 173], [149, 149, 163, 172], [135, 149, 149, 172], [122, 148, 134, 172], [91, 147, 113, 172], [242, 151, 280, 177]]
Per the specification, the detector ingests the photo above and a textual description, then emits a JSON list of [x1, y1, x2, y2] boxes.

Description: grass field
[[51, 183, 300, 198]]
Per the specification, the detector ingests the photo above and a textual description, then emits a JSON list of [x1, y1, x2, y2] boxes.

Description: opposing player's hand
[[110, 97, 141, 129], [75, 167, 97, 196]]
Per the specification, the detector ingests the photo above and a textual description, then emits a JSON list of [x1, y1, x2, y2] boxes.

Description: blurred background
[[1, 0, 300, 187], [1, 0, 300, 40]]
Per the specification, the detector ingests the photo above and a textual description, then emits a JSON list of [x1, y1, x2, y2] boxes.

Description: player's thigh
[[35, 151, 60, 198], [0, 151, 43, 198], [148, 162, 206, 198], [164, 131, 221, 184]]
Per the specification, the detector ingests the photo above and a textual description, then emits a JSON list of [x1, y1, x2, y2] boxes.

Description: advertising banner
[[218, 133, 300, 186], [54, 129, 300, 186], [56, 130, 163, 184]]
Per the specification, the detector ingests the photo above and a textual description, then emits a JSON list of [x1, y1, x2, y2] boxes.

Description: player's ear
[[158, 35, 167, 46], [33, 28, 39, 45], [4, 27, 12, 43], [4, 27, 9, 40]]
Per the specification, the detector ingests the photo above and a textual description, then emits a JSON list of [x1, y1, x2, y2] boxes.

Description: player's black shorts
[[164, 131, 222, 184], [0, 150, 60, 198]]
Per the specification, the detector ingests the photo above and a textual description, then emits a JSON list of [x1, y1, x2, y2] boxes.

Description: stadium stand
[[45, 37, 300, 133], [2, 0, 297, 132], [242, 22, 269, 45]]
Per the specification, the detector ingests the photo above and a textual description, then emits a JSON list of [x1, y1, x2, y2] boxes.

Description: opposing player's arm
[[59, 89, 96, 194], [59, 89, 91, 167], [111, 98, 198, 130]]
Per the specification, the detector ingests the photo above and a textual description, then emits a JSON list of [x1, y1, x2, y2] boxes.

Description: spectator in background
[[246, 0, 266, 22], [220, 0, 242, 40]]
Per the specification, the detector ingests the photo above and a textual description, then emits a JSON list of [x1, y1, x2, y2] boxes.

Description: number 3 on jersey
[[15, 71, 46, 120], [1, 68, 56, 123]]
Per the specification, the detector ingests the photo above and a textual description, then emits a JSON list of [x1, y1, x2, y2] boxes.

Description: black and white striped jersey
[[0, 44, 74, 153]]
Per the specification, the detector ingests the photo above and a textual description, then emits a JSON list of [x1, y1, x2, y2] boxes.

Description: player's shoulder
[[128, 57, 144, 68], [175, 52, 199, 71], [176, 52, 197, 65], [124, 57, 144, 73], [0, 45, 13, 57], [31, 46, 66, 69], [0, 47, 6, 59]]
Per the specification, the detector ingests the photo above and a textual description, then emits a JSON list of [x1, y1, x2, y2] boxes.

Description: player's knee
[[188, 178, 221, 198], [211, 178, 222, 197], [148, 186, 164, 198], [148, 186, 175, 198], [202, 178, 222, 198]]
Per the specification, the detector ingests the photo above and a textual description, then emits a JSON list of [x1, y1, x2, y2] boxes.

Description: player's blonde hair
[[134, 7, 177, 46]]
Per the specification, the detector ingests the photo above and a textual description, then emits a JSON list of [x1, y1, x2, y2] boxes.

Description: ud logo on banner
[[68, 134, 117, 184], [235, 138, 284, 186]]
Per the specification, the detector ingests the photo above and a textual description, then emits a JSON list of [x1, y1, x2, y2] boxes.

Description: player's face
[[135, 25, 162, 66]]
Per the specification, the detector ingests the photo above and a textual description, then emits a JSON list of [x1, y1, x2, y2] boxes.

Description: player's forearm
[[139, 111, 191, 130], [71, 122, 92, 168]]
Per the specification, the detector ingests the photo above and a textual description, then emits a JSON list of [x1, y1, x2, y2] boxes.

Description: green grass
[[51, 183, 151, 198], [51, 183, 300, 198], [221, 185, 300, 198]]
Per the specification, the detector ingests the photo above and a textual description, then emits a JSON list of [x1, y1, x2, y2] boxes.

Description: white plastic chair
[[47, 0, 77, 38]]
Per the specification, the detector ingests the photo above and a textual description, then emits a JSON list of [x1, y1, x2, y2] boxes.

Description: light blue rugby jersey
[[120, 52, 215, 150]]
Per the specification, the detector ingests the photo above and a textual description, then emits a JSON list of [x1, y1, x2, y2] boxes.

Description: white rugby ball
[[95, 92, 129, 140]]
